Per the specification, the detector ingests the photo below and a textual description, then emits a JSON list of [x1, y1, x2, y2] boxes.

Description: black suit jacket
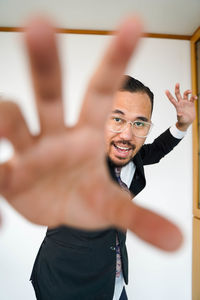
[[30, 129, 181, 300]]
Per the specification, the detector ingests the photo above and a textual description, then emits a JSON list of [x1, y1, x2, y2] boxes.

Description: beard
[[108, 140, 136, 167], [109, 157, 132, 167], [107, 148, 136, 168]]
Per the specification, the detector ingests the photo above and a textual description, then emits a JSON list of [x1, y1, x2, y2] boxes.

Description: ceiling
[[0, 0, 199, 36]]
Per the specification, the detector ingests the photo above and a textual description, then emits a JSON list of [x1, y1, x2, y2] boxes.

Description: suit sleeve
[[139, 128, 182, 165]]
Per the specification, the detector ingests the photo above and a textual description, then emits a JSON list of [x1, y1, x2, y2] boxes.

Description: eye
[[113, 117, 122, 123], [134, 121, 145, 127]]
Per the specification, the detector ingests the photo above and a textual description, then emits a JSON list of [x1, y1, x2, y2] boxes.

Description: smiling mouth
[[112, 142, 135, 159], [114, 144, 132, 152]]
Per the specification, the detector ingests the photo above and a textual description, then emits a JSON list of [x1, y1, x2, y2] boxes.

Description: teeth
[[116, 145, 129, 150]]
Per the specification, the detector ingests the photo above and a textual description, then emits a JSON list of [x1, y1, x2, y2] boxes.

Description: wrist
[[176, 122, 189, 132]]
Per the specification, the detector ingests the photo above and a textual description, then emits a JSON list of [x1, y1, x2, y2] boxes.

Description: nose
[[119, 123, 134, 140]]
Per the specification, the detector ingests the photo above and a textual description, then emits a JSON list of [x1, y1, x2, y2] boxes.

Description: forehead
[[112, 91, 152, 120]]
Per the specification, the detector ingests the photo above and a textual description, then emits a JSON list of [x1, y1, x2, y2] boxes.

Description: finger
[[79, 17, 143, 129], [175, 83, 182, 102], [105, 189, 183, 251], [165, 90, 177, 107], [183, 90, 192, 100], [25, 17, 65, 135], [190, 94, 198, 103], [0, 161, 11, 195], [0, 101, 33, 152]]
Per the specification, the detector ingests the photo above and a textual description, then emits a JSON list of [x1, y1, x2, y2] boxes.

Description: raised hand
[[0, 17, 182, 251], [165, 83, 197, 131]]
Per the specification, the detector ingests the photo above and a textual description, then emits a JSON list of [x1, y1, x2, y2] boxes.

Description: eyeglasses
[[107, 115, 153, 138]]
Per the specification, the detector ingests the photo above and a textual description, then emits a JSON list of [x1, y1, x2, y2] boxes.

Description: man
[[0, 16, 194, 299], [105, 76, 196, 299], [29, 74, 195, 300]]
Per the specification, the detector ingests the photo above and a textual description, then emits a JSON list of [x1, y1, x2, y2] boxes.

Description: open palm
[[166, 83, 196, 130], [0, 17, 182, 251]]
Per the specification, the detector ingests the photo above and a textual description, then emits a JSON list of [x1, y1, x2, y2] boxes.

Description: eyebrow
[[111, 110, 149, 122], [112, 109, 125, 115], [136, 116, 149, 122]]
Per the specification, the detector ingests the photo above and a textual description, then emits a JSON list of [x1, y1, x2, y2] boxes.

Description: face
[[105, 91, 152, 166]]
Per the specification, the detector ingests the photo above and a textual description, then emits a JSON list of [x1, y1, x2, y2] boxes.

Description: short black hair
[[120, 75, 154, 112]]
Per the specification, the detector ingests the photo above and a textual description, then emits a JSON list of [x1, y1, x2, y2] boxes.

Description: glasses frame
[[108, 117, 154, 138]]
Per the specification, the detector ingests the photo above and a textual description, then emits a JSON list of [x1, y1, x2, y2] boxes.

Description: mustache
[[111, 140, 136, 150]]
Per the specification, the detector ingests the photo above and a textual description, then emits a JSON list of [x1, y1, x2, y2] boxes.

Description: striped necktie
[[114, 167, 129, 278], [114, 167, 129, 192]]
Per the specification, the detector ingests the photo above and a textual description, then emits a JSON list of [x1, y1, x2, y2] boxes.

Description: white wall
[[0, 32, 192, 300]]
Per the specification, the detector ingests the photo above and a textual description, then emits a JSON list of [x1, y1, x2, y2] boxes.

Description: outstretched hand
[[0, 17, 182, 251], [165, 83, 197, 131]]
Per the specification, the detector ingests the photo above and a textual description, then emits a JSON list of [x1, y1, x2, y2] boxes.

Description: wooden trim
[[191, 27, 200, 218], [56, 28, 112, 35], [0, 26, 24, 33], [0, 26, 191, 40], [192, 217, 200, 300], [191, 26, 200, 300], [143, 33, 191, 40], [191, 27, 200, 42], [0, 26, 112, 35]]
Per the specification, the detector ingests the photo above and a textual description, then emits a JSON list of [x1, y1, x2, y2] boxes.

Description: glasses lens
[[108, 116, 126, 132], [132, 120, 152, 137]]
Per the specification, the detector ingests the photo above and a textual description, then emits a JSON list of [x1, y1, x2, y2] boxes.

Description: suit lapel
[[129, 153, 146, 196]]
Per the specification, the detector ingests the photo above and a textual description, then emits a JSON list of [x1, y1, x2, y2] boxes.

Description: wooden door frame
[[191, 26, 200, 300], [191, 27, 200, 218]]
